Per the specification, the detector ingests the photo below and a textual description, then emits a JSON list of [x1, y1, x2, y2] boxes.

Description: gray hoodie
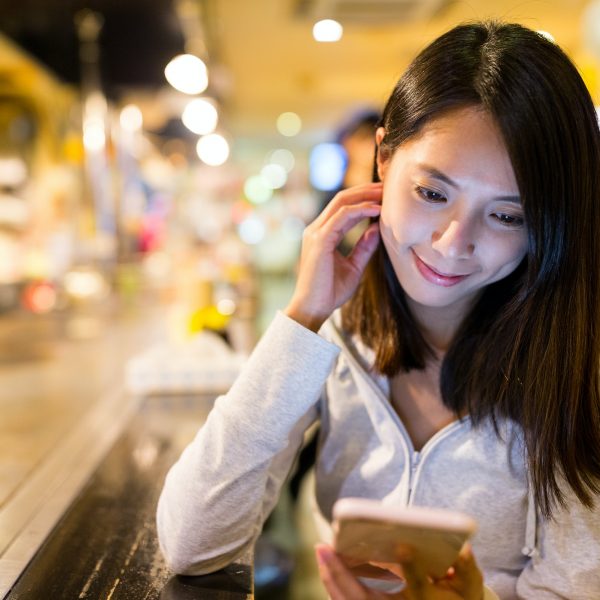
[[157, 311, 600, 599]]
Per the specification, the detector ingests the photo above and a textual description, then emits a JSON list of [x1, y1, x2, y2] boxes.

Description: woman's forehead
[[391, 108, 519, 193]]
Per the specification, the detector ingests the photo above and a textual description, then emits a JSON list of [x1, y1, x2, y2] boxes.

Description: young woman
[[157, 21, 600, 599]]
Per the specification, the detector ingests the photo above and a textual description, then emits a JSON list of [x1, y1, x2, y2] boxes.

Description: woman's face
[[378, 106, 528, 323]]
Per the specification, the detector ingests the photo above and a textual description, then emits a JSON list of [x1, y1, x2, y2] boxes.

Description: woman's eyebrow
[[417, 163, 522, 204], [417, 163, 458, 188]]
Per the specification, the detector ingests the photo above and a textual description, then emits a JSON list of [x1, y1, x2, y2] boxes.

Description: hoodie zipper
[[326, 320, 468, 505]]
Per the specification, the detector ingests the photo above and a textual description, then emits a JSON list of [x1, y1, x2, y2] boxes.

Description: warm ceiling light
[[83, 120, 106, 152], [182, 98, 218, 134], [165, 54, 208, 94], [196, 133, 229, 166], [313, 19, 343, 42], [276, 112, 302, 136], [120, 104, 143, 131]]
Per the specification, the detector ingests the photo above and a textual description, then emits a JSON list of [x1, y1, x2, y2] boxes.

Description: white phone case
[[333, 497, 478, 579]]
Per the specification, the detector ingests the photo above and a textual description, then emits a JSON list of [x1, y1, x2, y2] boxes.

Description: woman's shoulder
[[320, 309, 374, 362], [320, 309, 387, 393]]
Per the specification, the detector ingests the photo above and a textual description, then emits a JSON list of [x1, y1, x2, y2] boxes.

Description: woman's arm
[[156, 311, 340, 574], [157, 183, 382, 575]]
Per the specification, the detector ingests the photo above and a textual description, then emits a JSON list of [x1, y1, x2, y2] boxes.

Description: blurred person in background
[[319, 109, 380, 256], [157, 21, 600, 599]]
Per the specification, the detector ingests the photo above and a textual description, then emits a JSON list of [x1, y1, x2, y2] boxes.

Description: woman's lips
[[412, 251, 470, 287]]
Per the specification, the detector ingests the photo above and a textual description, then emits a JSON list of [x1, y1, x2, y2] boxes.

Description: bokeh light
[[64, 269, 108, 300], [260, 163, 287, 189], [182, 98, 218, 135], [0, 157, 27, 187], [309, 142, 347, 191], [83, 120, 105, 152], [22, 282, 56, 314], [164, 54, 208, 95], [313, 19, 343, 42], [276, 112, 302, 137], [119, 104, 143, 132], [196, 133, 230, 166], [244, 175, 273, 204], [267, 148, 295, 172], [237, 215, 266, 245], [217, 298, 236, 315]]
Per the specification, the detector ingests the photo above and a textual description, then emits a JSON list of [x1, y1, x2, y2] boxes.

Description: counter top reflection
[[5, 394, 253, 599]]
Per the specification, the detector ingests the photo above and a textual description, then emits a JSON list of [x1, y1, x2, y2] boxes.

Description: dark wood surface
[[6, 395, 253, 599]]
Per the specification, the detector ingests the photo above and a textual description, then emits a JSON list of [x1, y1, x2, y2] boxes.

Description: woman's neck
[[406, 296, 475, 353]]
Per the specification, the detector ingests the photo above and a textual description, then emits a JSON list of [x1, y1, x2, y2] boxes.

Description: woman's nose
[[431, 219, 475, 259]]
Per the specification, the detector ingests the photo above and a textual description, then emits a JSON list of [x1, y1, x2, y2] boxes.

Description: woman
[[157, 21, 600, 599]]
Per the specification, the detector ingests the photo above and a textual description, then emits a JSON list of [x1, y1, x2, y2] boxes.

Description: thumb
[[453, 543, 476, 575], [451, 544, 484, 597]]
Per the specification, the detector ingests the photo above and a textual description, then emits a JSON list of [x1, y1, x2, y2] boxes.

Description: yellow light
[[313, 19, 343, 42], [83, 120, 105, 152], [182, 98, 218, 134], [120, 104, 143, 131], [217, 298, 236, 315], [64, 269, 108, 299], [165, 54, 208, 95], [0, 157, 27, 187], [196, 133, 230, 166], [276, 112, 302, 137]]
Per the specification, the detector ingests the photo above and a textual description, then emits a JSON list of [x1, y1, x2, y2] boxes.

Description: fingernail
[[315, 545, 334, 566]]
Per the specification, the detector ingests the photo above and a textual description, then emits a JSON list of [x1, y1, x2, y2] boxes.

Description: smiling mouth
[[412, 250, 471, 287]]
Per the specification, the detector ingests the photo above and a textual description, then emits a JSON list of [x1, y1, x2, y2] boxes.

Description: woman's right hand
[[284, 182, 383, 332], [316, 543, 485, 600]]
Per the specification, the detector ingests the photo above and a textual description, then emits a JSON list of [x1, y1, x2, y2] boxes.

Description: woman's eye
[[493, 213, 524, 227], [415, 186, 446, 203]]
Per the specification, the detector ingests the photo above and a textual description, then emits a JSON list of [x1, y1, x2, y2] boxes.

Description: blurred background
[[0, 0, 599, 343], [0, 0, 599, 597]]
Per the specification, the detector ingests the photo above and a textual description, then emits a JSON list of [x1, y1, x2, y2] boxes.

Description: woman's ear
[[375, 127, 389, 181]]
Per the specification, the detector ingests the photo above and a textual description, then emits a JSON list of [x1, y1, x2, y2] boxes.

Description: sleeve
[[156, 311, 341, 575], [515, 484, 600, 599]]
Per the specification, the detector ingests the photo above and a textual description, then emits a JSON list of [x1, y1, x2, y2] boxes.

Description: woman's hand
[[284, 182, 382, 331], [315, 543, 484, 600]]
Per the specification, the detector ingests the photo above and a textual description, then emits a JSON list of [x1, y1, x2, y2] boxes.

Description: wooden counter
[[5, 395, 253, 599]]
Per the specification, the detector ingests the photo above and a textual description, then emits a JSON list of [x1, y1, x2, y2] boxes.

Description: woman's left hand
[[315, 543, 484, 600]]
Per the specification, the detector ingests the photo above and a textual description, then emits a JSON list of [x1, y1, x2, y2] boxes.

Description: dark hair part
[[342, 21, 600, 517]]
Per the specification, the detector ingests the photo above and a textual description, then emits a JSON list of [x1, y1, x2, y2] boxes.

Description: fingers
[[320, 181, 383, 212], [284, 183, 383, 331], [400, 557, 430, 600], [450, 543, 484, 597], [346, 220, 381, 274], [315, 182, 383, 228], [301, 181, 382, 257], [315, 544, 371, 600], [304, 202, 381, 254]]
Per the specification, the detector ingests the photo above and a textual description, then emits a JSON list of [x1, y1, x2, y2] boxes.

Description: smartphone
[[332, 497, 478, 581]]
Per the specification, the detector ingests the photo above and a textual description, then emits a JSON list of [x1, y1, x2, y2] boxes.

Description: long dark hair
[[342, 21, 600, 518]]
